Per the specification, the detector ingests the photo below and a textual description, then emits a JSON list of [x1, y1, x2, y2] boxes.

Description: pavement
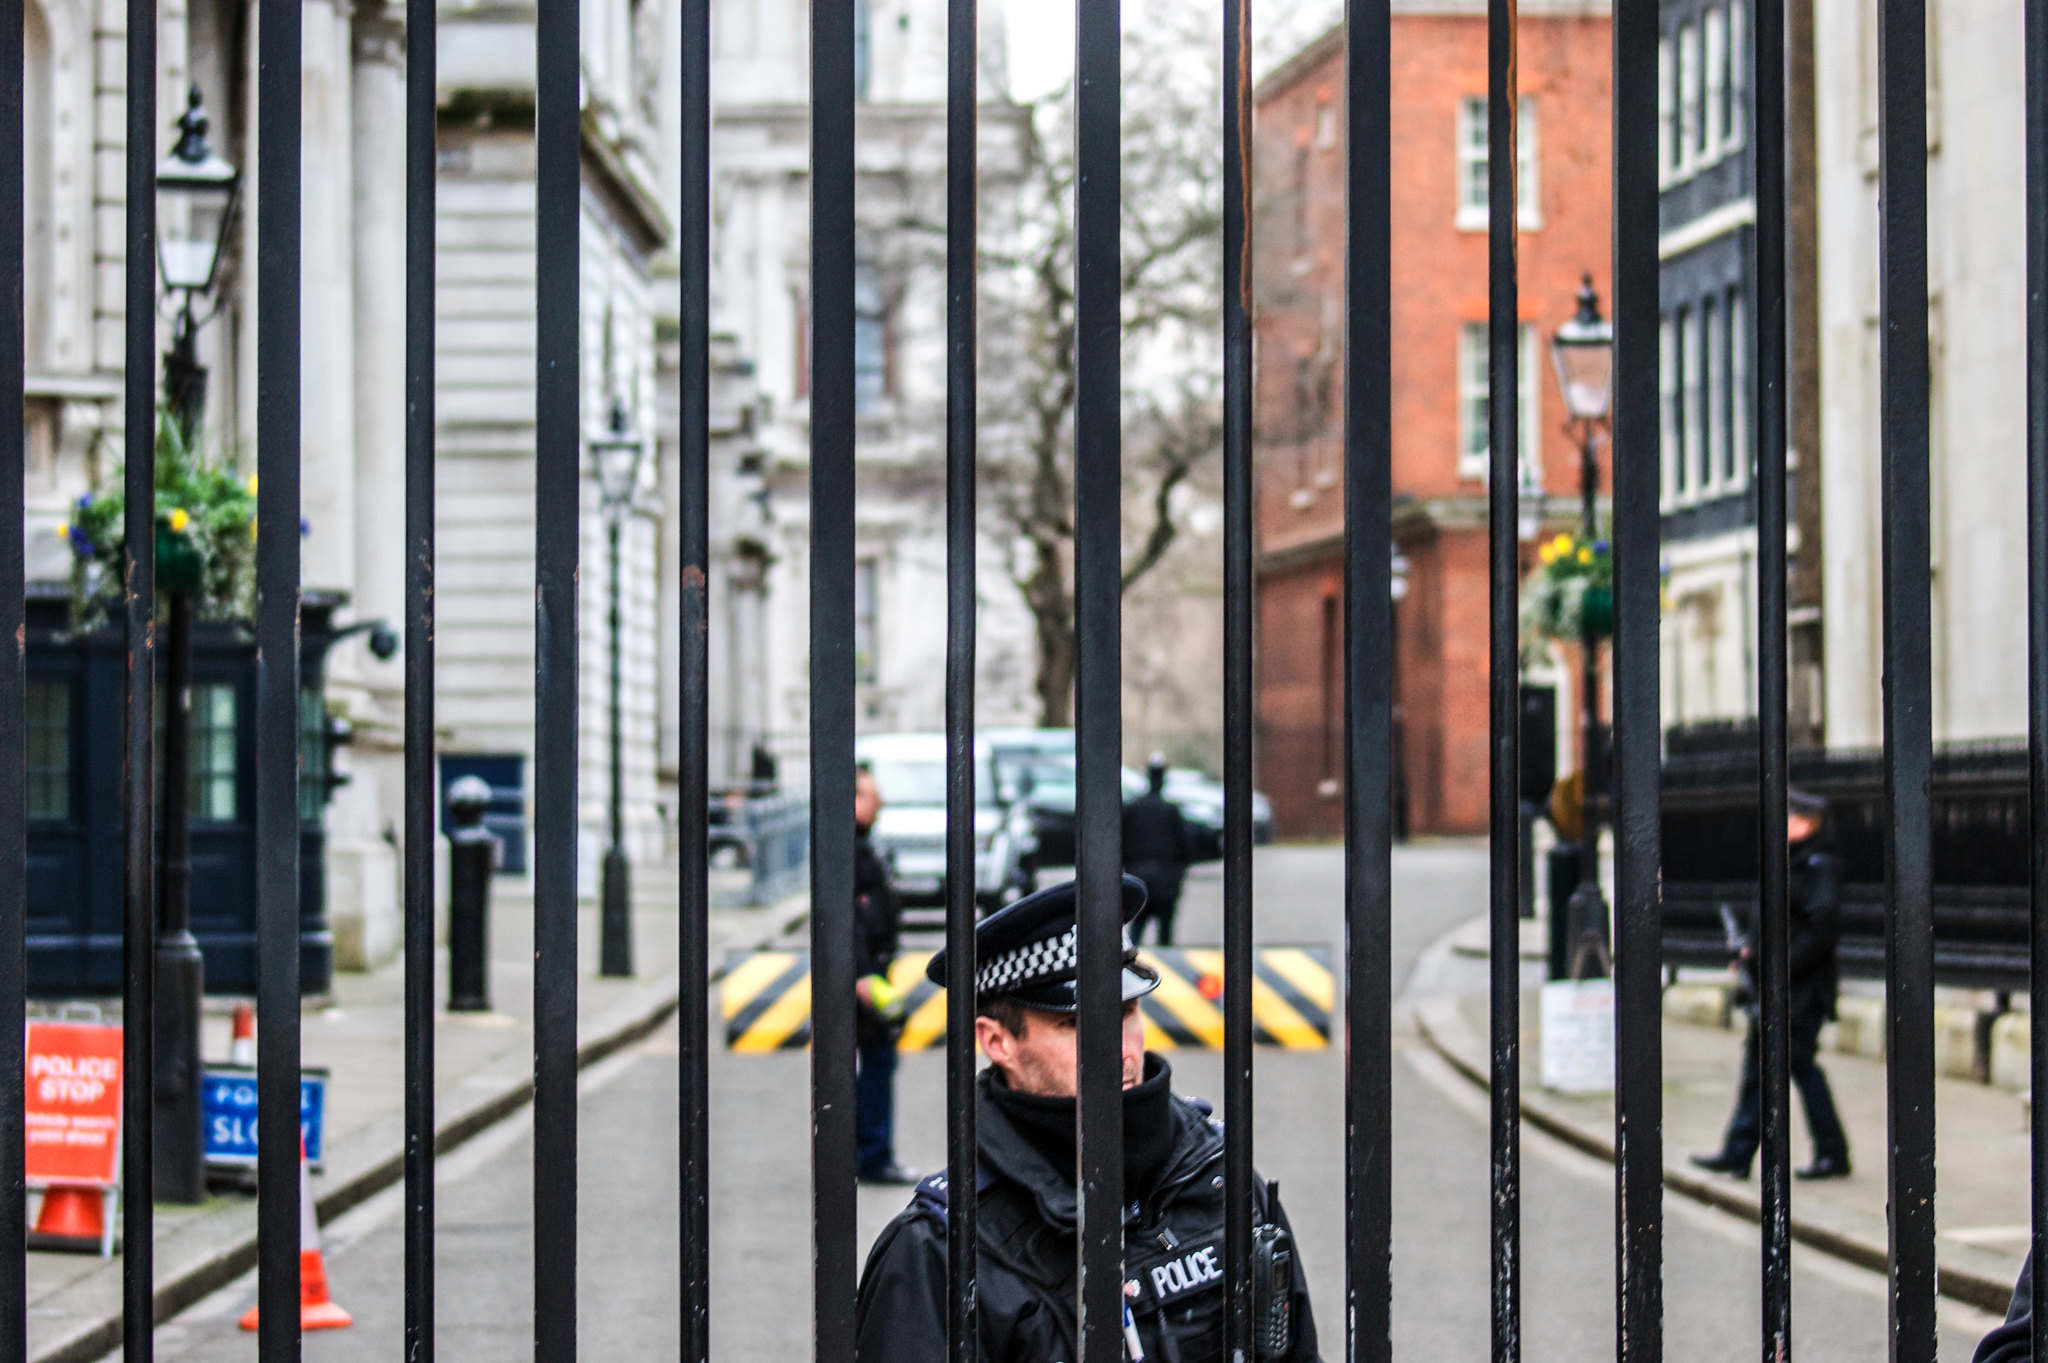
[[1416, 930, 2037, 1317], [31, 867, 799, 1363]]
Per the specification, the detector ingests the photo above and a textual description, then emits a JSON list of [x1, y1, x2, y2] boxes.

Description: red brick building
[[1254, 9, 1612, 837]]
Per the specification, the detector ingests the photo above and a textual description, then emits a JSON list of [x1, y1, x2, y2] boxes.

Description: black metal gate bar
[[1483, 0, 1521, 1356], [402, 0, 439, 1338], [942, 0, 980, 1353], [2028, 0, 2048, 1345], [1342, 0, 1394, 1349], [1609, 0, 1663, 1346], [808, 0, 859, 1351], [0, 0, 25, 1345], [679, 0, 712, 1355], [1220, 0, 1256, 1353], [1071, 0, 1125, 1356], [253, 0, 305, 1342], [1750, 0, 1793, 1343], [1875, 0, 1936, 1348], [119, 0, 158, 1344], [532, 0, 581, 1345]]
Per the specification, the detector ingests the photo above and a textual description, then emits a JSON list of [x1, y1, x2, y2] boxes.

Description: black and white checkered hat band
[[976, 924, 1134, 997]]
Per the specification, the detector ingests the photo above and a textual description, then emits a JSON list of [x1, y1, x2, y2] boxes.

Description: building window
[[1457, 322, 1541, 488], [164, 683, 240, 822], [1678, 23, 1701, 177], [1320, 593, 1340, 788], [1703, 296, 1724, 493], [1660, 314, 1680, 506], [1703, 8, 1727, 161], [1455, 96, 1539, 231], [854, 0, 871, 101], [26, 679, 68, 820], [853, 260, 889, 414], [1726, 289, 1749, 487], [1658, 38, 1677, 185], [1726, 0, 1748, 151], [300, 690, 327, 821], [1682, 306, 1706, 496], [854, 558, 880, 684]]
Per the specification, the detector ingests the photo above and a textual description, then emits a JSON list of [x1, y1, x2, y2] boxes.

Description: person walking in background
[[1689, 789, 1851, 1181], [1123, 754, 1191, 946], [853, 764, 916, 1186]]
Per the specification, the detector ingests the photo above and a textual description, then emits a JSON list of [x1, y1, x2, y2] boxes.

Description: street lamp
[[592, 399, 646, 978], [150, 84, 238, 1204], [1548, 274, 1615, 979], [156, 84, 239, 438]]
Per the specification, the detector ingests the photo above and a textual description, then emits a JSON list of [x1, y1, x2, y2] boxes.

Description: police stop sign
[[24, 1023, 122, 1186]]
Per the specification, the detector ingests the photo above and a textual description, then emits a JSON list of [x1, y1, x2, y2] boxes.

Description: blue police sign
[[201, 1067, 329, 1170]]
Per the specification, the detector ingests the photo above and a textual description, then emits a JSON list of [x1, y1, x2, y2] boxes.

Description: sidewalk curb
[[36, 972, 683, 1363], [1412, 992, 2016, 1318]]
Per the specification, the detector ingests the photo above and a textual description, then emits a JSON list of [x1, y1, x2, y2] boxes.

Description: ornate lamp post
[[591, 400, 646, 978], [151, 84, 239, 1203], [1548, 274, 1615, 978]]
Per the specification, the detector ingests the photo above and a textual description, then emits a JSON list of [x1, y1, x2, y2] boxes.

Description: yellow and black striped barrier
[[721, 946, 1335, 1053]]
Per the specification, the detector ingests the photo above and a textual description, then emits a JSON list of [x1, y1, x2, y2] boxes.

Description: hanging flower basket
[[1523, 532, 1614, 644], [61, 411, 259, 627]]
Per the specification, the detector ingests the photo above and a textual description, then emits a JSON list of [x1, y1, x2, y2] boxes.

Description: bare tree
[[978, 0, 1225, 726]]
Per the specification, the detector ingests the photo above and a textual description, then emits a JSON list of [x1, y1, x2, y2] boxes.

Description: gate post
[[446, 776, 494, 1013]]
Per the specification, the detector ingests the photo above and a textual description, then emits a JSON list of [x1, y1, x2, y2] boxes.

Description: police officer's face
[[976, 1001, 1146, 1098], [1789, 810, 1819, 845], [854, 772, 883, 830]]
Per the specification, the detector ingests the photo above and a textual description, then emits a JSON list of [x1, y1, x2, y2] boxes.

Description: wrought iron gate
[[0, 0, 2026, 1352]]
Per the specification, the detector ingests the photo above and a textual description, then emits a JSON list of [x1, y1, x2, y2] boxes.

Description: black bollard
[[1546, 842, 1579, 981], [447, 775, 495, 1012]]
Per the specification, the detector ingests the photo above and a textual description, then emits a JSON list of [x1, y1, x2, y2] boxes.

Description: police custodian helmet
[[925, 874, 1163, 1013]]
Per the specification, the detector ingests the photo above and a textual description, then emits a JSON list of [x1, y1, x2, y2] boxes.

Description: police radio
[[1252, 1182, 1294, 1359]]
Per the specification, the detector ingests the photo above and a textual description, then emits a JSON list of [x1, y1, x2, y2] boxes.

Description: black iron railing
[[0, 0, 2033, 1357]]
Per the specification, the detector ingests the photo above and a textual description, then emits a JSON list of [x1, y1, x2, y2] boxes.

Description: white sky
[[1002, 0, 1346, 102]]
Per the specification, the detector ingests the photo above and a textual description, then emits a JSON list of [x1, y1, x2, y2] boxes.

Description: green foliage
[[1522, 530, 1614, 650], [61, 412, 258, 627]]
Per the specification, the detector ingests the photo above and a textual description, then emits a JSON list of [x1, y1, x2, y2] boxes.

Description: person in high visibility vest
[[853, 764, 916, 1186]]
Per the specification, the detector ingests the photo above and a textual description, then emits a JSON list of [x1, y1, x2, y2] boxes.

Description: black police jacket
[[1974, 1249, 2032, 1362], [1787, 846, 1840, 1024], [855, 1067, 1322, 1363]]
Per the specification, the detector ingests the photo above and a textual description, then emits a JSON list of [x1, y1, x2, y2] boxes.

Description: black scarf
[[987, 1053, 1178, 1198]]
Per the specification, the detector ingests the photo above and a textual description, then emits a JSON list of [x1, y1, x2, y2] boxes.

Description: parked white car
[[855, 733, 1039, 911]]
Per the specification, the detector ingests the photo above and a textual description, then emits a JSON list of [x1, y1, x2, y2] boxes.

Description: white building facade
[[16, 0, 689, 976], [710, 0, 1042, 783], [1814, 0, 2030, 747]]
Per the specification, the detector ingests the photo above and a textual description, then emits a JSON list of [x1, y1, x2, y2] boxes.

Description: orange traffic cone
[[229, 1003, 256, 1066], [238, 1136, 351, 1332], [30, 1186, 105, 1245]]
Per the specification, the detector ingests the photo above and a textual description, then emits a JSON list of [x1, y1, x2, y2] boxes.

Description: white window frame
[[1682, 306, 1706, 499], [1455, 96, 1542, 232], [1726, 0, 1748, 152], [1677, 22, 1701, 179], [1703, 7, 1728, 163], [1660, 314, 1680, 509], [1658, 38, 1677, 186], [1703, 296, 1725, 495], [1726, 289, 1750, 490], [1456, 321, 1542, 488]]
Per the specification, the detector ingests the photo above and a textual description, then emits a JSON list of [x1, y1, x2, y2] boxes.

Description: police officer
[[855, 765, 916, 1185], [1124, 755, 1191, 946], [855, 875, 1322, 1361], [1689, 789, 1851, 1181]]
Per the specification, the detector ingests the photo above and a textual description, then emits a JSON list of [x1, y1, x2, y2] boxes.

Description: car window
[[865, 755, 1004, 807]]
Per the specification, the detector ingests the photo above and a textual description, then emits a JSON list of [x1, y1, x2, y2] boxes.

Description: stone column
[[352, 6, 406, 671], [299, 0, 357, 595], [319, 2, 408, 972]]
